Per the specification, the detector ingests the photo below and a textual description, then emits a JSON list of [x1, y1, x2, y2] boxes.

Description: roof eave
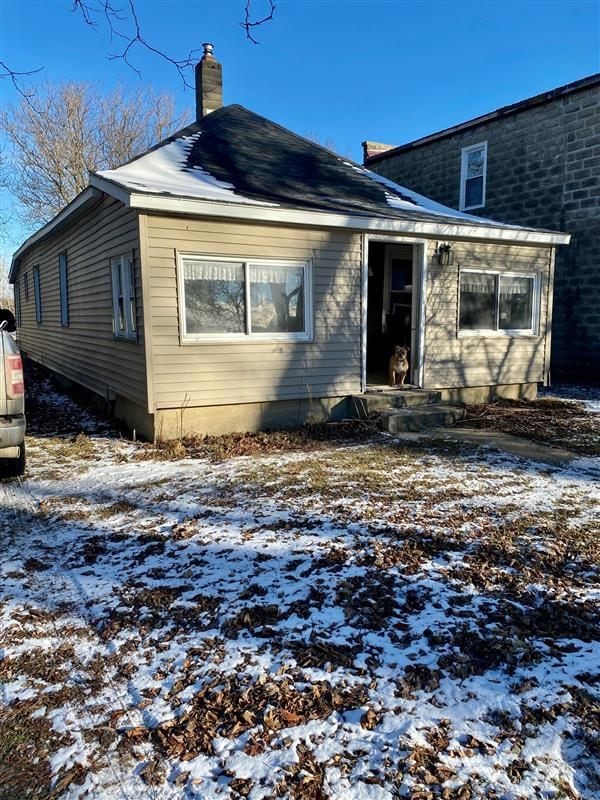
[[122, 188, 570, 246], [9, 187, 104, 282]]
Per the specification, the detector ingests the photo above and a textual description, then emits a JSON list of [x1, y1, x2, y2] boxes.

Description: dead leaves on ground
[[124, 676, 368, 762], [463, 397, 600, 455]]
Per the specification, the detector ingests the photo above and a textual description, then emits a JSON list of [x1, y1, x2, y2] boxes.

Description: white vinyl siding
[[460, 142, 487, 210], [111, 253, 136, 340], [143, 215, 362, 410], [59, 252, 69, 326], [423, 240, 552, 389], [13, 196, 147, 409]]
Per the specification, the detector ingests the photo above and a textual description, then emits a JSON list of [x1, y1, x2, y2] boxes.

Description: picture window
[[459, 270, 538, 335], [179, 256, 312, 342]]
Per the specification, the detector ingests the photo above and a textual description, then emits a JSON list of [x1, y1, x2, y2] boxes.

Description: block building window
[[178, 255, 312, 342], [459, 270, 539, 335], [460, 142, 487, 210], [111, 254, 136, 340]]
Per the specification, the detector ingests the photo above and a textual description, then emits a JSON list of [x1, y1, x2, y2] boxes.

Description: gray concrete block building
[[364, 74, 600, 384]]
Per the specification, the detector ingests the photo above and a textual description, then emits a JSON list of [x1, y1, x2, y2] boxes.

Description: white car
[[0, 324, 26, 477]]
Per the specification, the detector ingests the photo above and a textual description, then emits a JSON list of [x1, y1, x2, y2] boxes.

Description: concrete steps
[[351, 387, 466, 434], [377, 403, 466, 433]]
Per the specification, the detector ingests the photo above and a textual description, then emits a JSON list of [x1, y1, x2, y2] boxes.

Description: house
[[363, 74, 600, 385], [10, 45, 569, 441]]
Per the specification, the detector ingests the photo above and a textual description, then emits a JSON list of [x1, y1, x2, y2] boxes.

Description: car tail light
[[5, 354, 24, 398]]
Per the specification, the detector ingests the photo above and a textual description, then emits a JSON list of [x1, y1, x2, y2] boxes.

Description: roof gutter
[[86, 173, 568, 246], [9, 187, 103, 283], [10, 177, 570, 277]]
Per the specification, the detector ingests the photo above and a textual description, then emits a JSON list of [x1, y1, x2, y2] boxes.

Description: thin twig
[[242, 0, 276, 44]]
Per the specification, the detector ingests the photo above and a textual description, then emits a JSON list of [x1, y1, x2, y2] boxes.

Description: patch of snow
[[97, 132, 277, 206]]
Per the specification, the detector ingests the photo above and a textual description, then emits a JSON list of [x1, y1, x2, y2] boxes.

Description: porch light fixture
[[437, 243, 454, 266]]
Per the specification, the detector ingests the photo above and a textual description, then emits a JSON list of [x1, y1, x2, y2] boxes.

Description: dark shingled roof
[[97, 104, 531, 231]]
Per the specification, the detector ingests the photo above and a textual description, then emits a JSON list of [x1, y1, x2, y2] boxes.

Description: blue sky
[[1, 0, 599, 260]]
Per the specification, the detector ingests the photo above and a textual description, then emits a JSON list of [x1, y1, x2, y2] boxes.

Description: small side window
[[33, 265, 42, 324], [24, 272, 30, 301], [59, 252, 69, 327], [460, 142, 487, 210], [111, 254, 136, 340], [15, 280, 22, 326]]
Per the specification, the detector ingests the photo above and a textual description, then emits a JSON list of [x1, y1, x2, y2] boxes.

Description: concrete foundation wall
[[439, 382, 538, 404], [154, 396, 352, 440]]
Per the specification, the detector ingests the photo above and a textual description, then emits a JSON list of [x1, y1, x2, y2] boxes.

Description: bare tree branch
[[0, 61, 43, 110], [242, 0, 276, 44], [1, 81, 188, 227], [72, 0, 201, 87]]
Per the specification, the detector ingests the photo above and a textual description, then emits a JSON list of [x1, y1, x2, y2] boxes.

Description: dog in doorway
[[389, 345, 409, 387]]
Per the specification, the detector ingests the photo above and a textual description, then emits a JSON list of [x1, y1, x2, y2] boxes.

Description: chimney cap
[[202, 42, 215, 59]]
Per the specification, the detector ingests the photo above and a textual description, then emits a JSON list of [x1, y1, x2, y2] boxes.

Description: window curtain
[[183, 260, 243, 281], [499, 277, 533, 295]]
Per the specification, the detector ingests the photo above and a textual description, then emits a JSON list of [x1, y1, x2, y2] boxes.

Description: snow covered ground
[[1, 380, 599, 800]]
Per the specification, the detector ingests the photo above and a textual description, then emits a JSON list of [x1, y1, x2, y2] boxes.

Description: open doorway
[[365, 240, 423, 388]]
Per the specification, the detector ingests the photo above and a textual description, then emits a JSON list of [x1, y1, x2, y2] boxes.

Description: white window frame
[[111, 253, 136, 340], [458, 268, 541, 338], [33, 264, 42, 324], [59, 252, 69, 327], [177, 253, 313, 343], [15, 280, 22, 327], [459, 141, 487, 211]]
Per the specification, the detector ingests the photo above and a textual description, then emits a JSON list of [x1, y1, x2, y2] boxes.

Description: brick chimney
[[195, 43, 223, 120], [362, 140, 397, 163]]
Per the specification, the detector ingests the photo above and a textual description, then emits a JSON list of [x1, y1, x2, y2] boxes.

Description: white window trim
[[15, 280, 21, 327], [111, 253, 137, 340], [459, 141, 487, 211], [458, 268, 541, 338], [59, 252, 69, 327], [177, 253, 313, 344], [33, 264, 42, 324]]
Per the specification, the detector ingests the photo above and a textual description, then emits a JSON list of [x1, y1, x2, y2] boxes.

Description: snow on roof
[[96, 132, 276, 207], [350, 164, 520, 228]]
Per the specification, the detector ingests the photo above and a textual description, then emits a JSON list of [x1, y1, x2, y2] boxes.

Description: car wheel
[[0, 443, 26, 479], [14, 442, 26, 477]]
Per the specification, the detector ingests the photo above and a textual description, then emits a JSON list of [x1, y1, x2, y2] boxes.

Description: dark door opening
[[366, 241, 420, 387]]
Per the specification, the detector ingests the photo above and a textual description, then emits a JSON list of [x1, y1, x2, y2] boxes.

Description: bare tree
[[1, 81, 188, 227]]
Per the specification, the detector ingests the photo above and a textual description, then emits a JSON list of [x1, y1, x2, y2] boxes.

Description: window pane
[[249, 265, 305, 333], [465, 175, 483, 207], [467, 148, 484, 178], [128, 258, 136, 333], [183, 260, 245, 334], [460, 272, 496, 330], [499, 276, 534, 330]]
